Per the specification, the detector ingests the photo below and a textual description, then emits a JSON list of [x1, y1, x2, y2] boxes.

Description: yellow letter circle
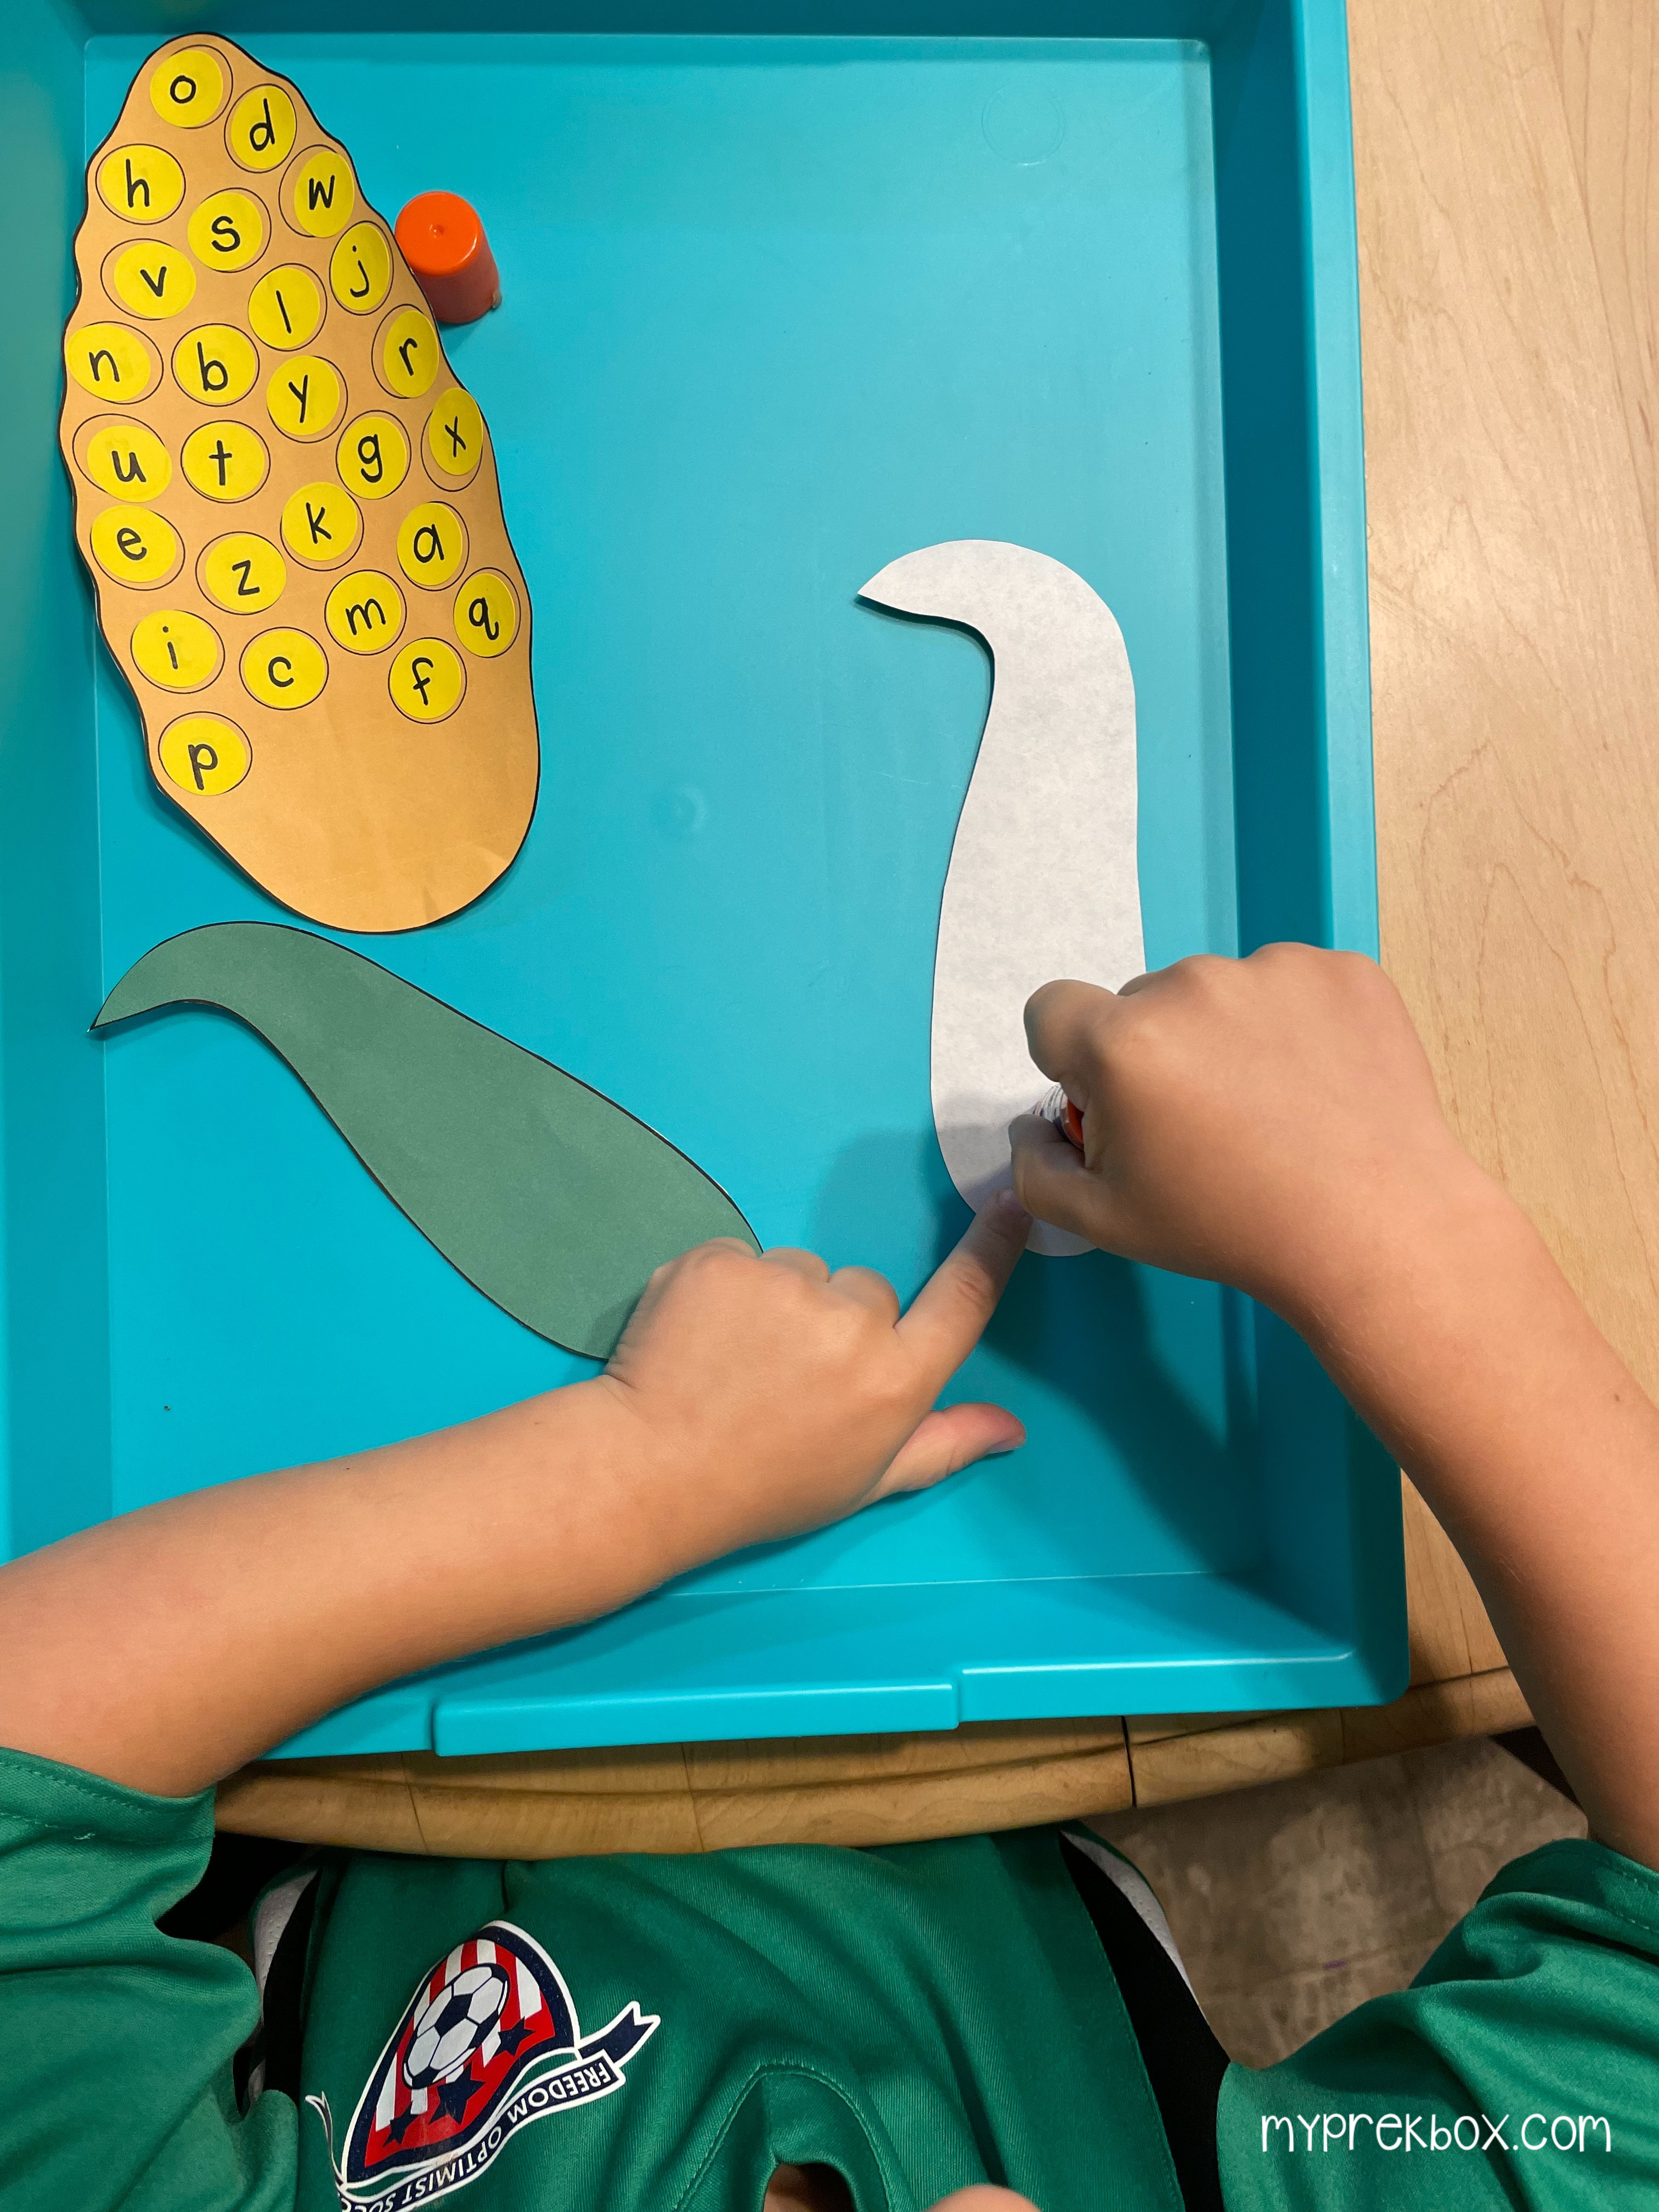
[[390, 637, 466, 723], [336, 413, 409, 501], [453, 569, 519, 658], [198, 533, 286, 616], [377, 306, 439, 399], [130, 607, 223, 691], [266, 353, 345, 443], [325, 569, 406, 654], [286, 147, 356, 238], [67, 321, 157, 402], [159, 714, 251, 797], [181, 419, 269, 503], [97, 144, 185, 225], [330, 222, 392, 315], [172, 324, 259, 407], [247, 264, 324, 352], [424, 388, 487, 486], [149, 47, 227, 128], [280, 481, 362, 568], [227, 85, 296, 173], [106, 241, 196, 320], [187, 189, 267, 273], [78, 417, 171, 503], [396, 501, 467, 589], [89, 505, 182, 588], [241, 628, 329, 709]]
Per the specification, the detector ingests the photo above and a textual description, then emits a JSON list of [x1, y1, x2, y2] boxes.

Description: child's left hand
[[0, 1197, 1028, 1796]]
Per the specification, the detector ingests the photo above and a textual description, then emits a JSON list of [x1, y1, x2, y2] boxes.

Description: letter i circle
[[130, 607, 223, 691]]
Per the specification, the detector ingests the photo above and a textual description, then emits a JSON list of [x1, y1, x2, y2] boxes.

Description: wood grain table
[[219, 0, 1657, 1855]]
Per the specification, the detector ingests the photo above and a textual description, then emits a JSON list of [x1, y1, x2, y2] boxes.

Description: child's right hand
[[1010, 942, 1659, 1871], [1008, 945, 1487, 1323]]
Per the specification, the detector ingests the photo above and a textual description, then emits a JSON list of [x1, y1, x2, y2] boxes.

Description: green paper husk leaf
[[95, 922, 758, 1358]]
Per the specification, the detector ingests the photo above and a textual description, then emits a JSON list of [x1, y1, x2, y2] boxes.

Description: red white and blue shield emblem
[[309, 1920, 658, 2210]]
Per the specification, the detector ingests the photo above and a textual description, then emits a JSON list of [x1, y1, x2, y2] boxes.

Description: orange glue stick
[[1035, 1082, 1086, 1150]]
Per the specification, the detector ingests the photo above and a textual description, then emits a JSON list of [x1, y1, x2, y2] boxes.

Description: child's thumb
[[1008, 1113, 1102, 1248]]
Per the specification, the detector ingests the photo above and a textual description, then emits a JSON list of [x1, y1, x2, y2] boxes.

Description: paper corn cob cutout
[[61, 35, 540, 934]]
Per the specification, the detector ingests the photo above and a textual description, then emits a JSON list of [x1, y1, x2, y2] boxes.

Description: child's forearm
[[0, 1380, 658, 1797], [1294, 1170, 1659, 1865], [0, 1211, 1026, 1798], [1012, 950, 1659, 1872]]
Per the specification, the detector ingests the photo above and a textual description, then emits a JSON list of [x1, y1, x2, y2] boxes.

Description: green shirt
[[1217, 1839, 1659, 2207], [3, 1745, 1658, 2210]]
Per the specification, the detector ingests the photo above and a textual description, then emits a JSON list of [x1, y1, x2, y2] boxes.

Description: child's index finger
[[898, 1190, 1029, 1380]]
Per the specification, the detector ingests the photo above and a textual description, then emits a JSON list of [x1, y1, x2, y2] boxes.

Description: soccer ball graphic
[[403, 1962, 511, 2089]]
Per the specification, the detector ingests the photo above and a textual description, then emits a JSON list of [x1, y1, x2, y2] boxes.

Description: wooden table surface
[[218, 0, 1659, 1854]]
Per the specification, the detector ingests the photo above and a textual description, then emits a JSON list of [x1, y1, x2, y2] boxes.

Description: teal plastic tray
[[0, 0, 1404, 1756]]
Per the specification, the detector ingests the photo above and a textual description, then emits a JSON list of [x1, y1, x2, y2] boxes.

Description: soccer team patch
[[308, 1920, 658, 2210]]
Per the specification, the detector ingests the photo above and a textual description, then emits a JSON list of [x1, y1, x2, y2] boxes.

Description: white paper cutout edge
[[860, 540, 1146, 1257]]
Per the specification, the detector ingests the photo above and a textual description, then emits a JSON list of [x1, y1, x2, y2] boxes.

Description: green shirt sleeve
[[0, 1745, 296, 2212], [1218, 1837, 1659, 2208]]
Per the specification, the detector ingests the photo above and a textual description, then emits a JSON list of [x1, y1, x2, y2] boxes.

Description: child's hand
[[1008, 946, 1482, 1323], [0, 1195, 1028, 1797], [596, 1192, 1030, 1578]]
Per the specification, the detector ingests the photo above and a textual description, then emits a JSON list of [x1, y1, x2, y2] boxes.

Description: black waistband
[[1059, 1833, 1227, 2212]]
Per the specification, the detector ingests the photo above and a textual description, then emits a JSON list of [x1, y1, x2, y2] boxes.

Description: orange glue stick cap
[[395, 191, 501, 325]]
